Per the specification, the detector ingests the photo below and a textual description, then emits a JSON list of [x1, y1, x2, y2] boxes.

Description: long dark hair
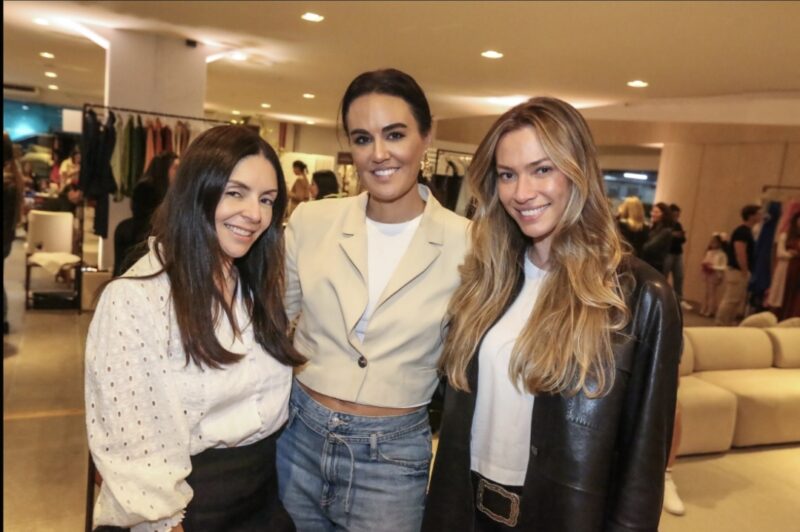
[[312, 170, 340, 198], [651, 201, 674, 229], [339, 68, 432, 136], [147, 125, 304, 369]]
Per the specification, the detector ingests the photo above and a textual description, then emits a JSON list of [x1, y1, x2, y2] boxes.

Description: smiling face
[[346, 93, 430, 219], [495, 126, 571, 264], [651, 205, 663, 223], [214, 154, 278, 267]]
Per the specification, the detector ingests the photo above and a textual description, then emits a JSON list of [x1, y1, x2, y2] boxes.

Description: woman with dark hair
[[310, 169, 340, 199], [422, 98, 681, 531], [277, 68, 469, 531], [642, 201, 675, 274], [113, 151, 179, 276], [85, 126, 302, 531]]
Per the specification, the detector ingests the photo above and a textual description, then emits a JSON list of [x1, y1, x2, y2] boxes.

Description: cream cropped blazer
[[285, 185, 470, 407]]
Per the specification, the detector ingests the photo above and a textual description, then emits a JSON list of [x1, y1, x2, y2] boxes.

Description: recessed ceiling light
[[486, 95, 528, 107], [47, 84, 59, 90], [301, 12, 325, 22], [22, 105, 30, 111], [232, 110, 241, 115], [305, 120, 315, 125], [230, 119, 238, 124], [623, 172, 649, 180], [481, 50, 503, 59], [230, 52, 248, 61], [627, 80, 649, 88], [34, 18, 50, 26], [302, 93, 315, 99], [40, 52, 55, 59], [260, 103, 271, 109], [45, 71, 58, 78]]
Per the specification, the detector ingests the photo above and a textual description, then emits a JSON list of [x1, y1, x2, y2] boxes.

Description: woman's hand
[[171, 524, 184, 532]]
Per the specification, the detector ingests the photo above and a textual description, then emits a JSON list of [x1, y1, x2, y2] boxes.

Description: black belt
[[471, 471, 523, 528]]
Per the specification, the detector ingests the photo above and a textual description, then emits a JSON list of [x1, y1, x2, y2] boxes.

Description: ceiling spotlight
[[40, 52, 55, 59], [260, 103, 271, 109], [47, 84, 59, 90], [34, 18, 50, 26], [230, 51, 248, 61], [481, 50, 503, 59], [302, 93, 315, 99], [301, 12, 325, 22], [305, 120, 315, 125], [22, 105, 30, 111], [232, 110, 241, 115], [486, 95, 528, 107], [45, 71, 58, 78], [627, 80, 649, 88]]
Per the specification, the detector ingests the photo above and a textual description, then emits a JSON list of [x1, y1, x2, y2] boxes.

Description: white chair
[[25, 210, 81, 309]]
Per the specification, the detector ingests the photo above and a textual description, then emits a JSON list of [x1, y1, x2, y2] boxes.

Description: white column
[[96, 29, 208, 270]]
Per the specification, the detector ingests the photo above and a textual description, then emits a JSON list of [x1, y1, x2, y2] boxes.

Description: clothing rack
[[82, 103, 229, 125]]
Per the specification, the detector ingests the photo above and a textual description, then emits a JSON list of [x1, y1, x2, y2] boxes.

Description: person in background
[[716, 204, 762, 325], [309, 169, 341, 199], [700, 233, 728, 317], [642, 201, 674, 274], [277, 68, 469, 532], [59, 148, 81, 191], [616, 195, 648, 258], [287, 160, 310, 216], [423, 97, 681, 531], [113, 152, 179, 277], [85, 126, 301, 531], [4, 132, 24, 335], [765, 203, 800, 317], [665, 204, 691, 310]]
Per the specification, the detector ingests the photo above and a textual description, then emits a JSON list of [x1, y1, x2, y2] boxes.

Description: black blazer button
[[357, 356, 368, 368], [530, 445, 539, 456]]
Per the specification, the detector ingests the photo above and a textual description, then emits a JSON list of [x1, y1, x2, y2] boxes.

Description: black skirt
[[182, 432, 294, 531], [95, 432, 294, 532]]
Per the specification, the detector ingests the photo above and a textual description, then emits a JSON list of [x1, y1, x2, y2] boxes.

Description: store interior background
[[3, 2, 799, 531]]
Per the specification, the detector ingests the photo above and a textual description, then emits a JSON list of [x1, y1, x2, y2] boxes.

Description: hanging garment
[[153, 118, 163, 156], [119, 115, 133, 198], [161, 124, 173, 154], [750, 201, 781, 309], [109, 114, 124, 200], [80, 111, 118, 238], [144, 120, 155, 171]]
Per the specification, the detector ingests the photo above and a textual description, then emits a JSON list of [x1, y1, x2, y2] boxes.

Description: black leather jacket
[[422, 257, 682, 532]]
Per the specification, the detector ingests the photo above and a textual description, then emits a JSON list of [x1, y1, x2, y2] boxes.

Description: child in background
[[700, 233, 728, 317]]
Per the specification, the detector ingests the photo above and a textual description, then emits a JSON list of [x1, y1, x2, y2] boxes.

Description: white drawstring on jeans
[[329, 431, 356, 514]]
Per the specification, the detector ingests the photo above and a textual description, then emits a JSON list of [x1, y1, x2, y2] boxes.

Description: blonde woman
[[617, 195, 648, 258], [422, 98, 682, 532]]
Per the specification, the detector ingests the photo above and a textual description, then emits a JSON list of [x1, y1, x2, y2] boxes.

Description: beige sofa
[[677, 326, 800, 456]]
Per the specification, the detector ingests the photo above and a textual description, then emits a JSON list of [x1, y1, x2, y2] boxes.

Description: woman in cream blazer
[[277, 68, 469, 532]]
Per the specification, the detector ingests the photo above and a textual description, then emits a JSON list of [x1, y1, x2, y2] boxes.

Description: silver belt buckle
[[476, 477, 520, 527]]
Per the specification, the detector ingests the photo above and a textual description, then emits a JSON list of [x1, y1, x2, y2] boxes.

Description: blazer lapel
[[375, 189, 445, 309], [336, 193, 369, 342]]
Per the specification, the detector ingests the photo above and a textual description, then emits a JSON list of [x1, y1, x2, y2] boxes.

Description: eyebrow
[[496, 157, 551, 170], [349, 122, 408, 136], [227, 180, 278, 195]]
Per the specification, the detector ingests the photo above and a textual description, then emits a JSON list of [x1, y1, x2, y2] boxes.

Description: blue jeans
[[277, 380, 431, 532]]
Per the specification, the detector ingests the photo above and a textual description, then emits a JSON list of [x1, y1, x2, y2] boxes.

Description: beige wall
[[658, 143, 799, 304], [292, 124, 342, 157]]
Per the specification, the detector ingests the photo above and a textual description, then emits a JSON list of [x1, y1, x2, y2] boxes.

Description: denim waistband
[[289, 379, 429, 443]]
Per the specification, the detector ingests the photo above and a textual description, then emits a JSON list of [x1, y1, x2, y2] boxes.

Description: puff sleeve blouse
[[84, 252, 292, 531]]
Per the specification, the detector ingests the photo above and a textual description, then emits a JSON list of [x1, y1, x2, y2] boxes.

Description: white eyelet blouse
[[84, 250, 292, 531]]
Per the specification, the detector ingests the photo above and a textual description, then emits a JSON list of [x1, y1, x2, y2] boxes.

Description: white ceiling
[[4, 1, 800, 126]]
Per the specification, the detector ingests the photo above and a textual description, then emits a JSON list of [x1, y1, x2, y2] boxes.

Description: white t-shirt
[[471, 255, 546, 486], [354, 214, 423, 343]]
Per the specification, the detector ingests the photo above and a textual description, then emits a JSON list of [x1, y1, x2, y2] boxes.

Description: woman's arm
[[85, 280, 193, 531], [284, 203, 305, 322], [606, 277, 682, 531]]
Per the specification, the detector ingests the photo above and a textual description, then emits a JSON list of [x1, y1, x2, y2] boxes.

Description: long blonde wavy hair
[[440, 97, 631, 398], [618, 196, 646, 231]]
